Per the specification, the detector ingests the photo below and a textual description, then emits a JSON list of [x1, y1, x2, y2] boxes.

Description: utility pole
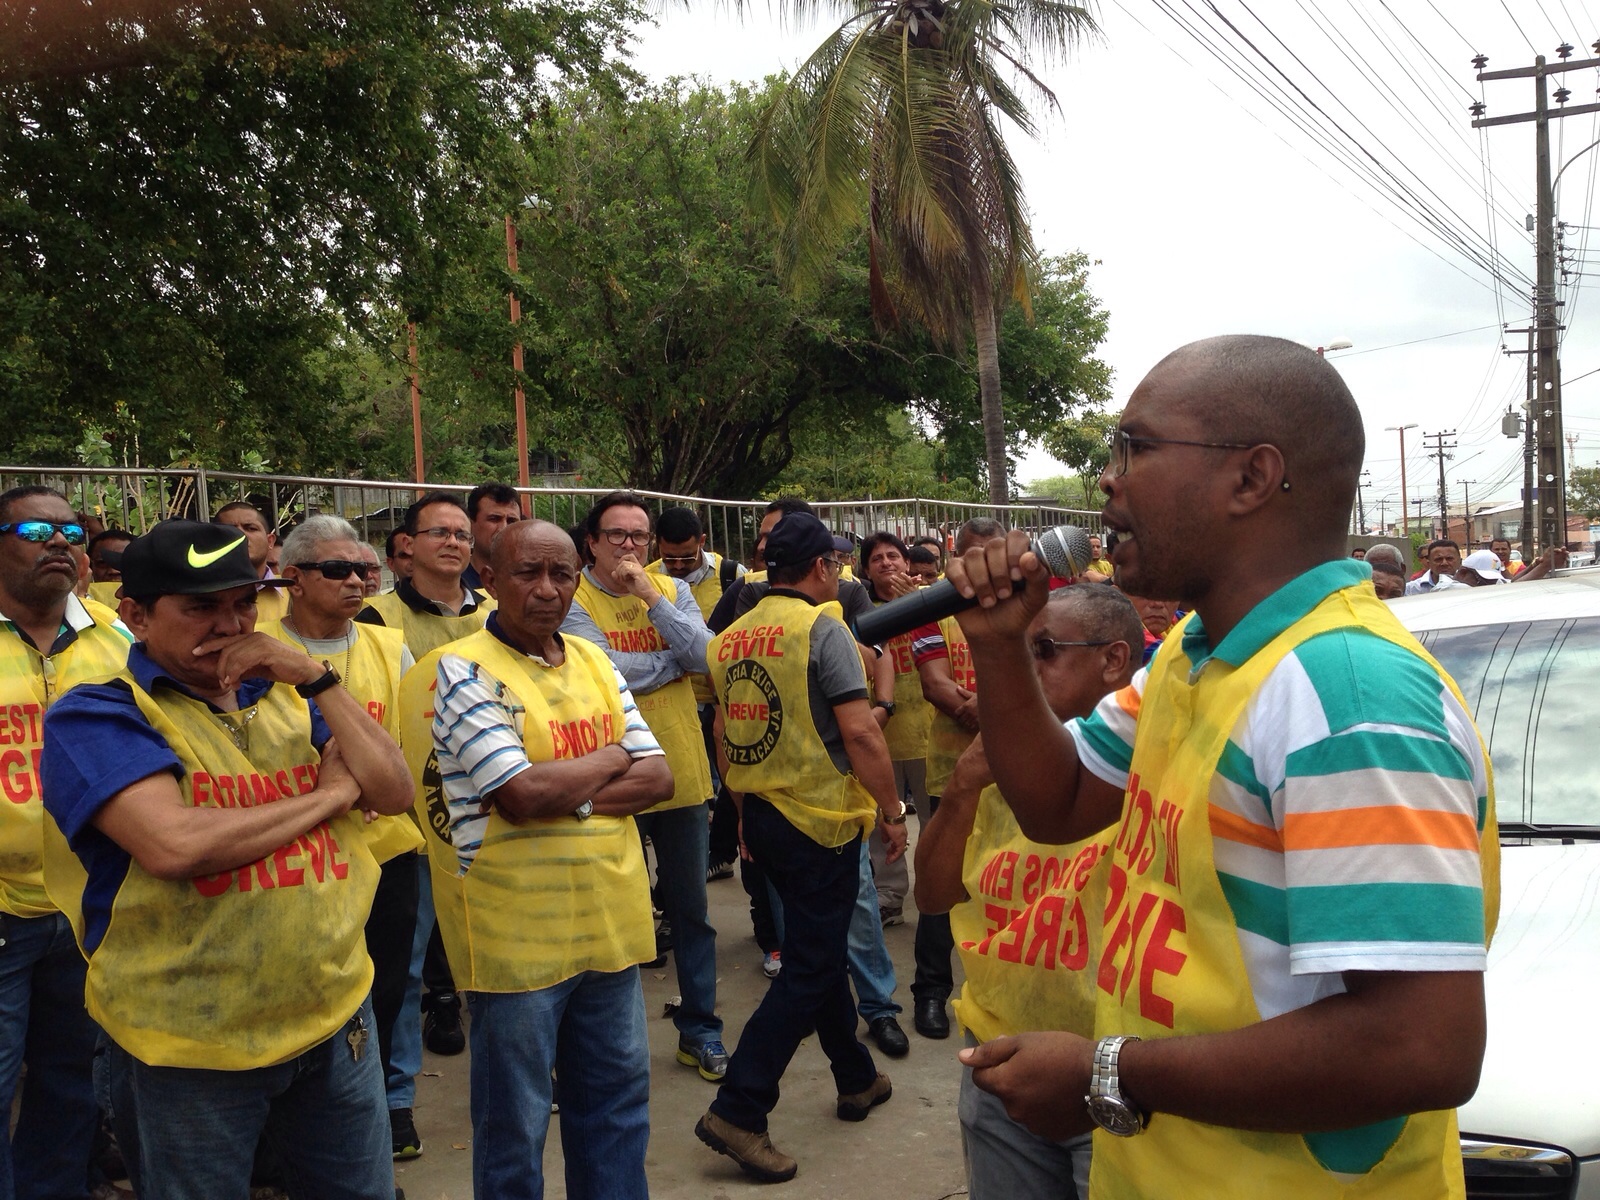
[[1460, 480, 1478, 547], [1356, 470, 1370, 534], [1424, 430, 1457, 541], [1376, 497, 1389, 532], [1413, 497, 1428, 536], [1386, 424, 1419, 532], [1474, 47, 1590, 555]]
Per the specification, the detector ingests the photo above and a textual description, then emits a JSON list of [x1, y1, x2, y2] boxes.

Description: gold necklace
[[215, 706, 259, 753], [284, 616, 354, 684]]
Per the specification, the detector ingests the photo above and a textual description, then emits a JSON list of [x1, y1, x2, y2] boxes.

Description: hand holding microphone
[[854, 526, 1092, 646]]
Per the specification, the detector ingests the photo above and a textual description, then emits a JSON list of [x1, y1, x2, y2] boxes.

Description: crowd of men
[[2, 336, 1507, 1200]]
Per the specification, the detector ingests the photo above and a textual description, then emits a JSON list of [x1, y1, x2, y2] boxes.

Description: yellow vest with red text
[[1088, 582, 1499, 1200], [361, 588, 491, 661], [400, 629, 652, 992], [42, 676, 378, 1069], [573, 572, 710, 811], [709, 594, 876, 847], [874, 599, 931, 761], [0, 599, 129, 917], [261, 618, 422, 864], [951, 783, 1108, 1044], [924, 615, 976, 796]]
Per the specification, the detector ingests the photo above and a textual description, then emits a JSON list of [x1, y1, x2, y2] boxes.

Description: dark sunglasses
[[296, 559, 378, 581], [1030, 636, 1112, 661], [0, 520, 87, 545]]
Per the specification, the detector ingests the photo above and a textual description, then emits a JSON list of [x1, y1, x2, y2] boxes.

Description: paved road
[[394, 827, 971, 1199]]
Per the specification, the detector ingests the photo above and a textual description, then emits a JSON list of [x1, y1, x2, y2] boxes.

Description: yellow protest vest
[[951, 783, 1109, 1044], [261, 618, 422, 865], [399, 629, 653, 992], [88, 581, 123, 609], [1089, 581, 1499, 1200], [361, 587, 491, 660], [253, 585, 287, 625], [874, 600, 931, 762], [924, 615, 976, 796], [0, 599, 130, 917], [573, 571, 710, 812], [644, 552, 731, 704], [709, 594, 876, 847], [42, 676, 378, 1069]]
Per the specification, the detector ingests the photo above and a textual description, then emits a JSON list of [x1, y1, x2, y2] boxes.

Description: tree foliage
[[1041, 404, 1118, 506], [744, 0, 1098, 502], [0, 0, 632, 470], [1570, 465, 1600, 521]]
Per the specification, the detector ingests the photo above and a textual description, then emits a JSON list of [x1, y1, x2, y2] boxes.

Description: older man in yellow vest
[[561, 492, 727, 1081], [952, 336, 1498, 1200], [402, 520, 671, 1199], [0, 486, 130, 1200], [40, 518, 414, 1200]]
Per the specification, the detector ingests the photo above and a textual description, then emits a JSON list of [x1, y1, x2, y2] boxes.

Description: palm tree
[[747, 0, 1097, 505]]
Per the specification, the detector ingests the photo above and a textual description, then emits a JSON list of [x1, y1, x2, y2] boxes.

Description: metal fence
[[0, 465, 1101, 563]]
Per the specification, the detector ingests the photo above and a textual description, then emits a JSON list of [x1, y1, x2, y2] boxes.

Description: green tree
[[0, 0, 632, 471], [746, 0, 1097, 504], [1569, 465, 1600, 520], [1041, 406, 1118, 506]]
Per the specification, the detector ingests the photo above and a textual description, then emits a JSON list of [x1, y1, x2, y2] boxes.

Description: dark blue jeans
[[109, 999, 391, 1200], [710, 798, 877, 1134], [0, 911, 98, 1200], [634, 803, 721, 1046]]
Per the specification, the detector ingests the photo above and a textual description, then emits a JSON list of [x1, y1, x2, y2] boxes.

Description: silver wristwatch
[[574, 799, 594, 821], [1085, 1035, 1148, 1137]]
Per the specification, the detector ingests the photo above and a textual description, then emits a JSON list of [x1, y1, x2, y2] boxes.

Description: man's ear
[[119, 596, 151, 638], [1227, 443, 1289, 516], [282, 565, 305, 598], [1101, 640, 1133, 686]]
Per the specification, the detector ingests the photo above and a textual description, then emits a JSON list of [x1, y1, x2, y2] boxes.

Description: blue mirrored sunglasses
[[0, 521, 87, 545]]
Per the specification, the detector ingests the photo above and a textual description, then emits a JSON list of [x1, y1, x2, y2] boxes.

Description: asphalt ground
[[393, 818, 972, 1200]]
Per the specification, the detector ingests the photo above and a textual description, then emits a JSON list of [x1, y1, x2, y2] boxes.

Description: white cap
[[1461, 549, 1506, 582]]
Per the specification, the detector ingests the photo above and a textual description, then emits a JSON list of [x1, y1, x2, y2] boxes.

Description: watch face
[[1086, 1094, 1144, 1138]]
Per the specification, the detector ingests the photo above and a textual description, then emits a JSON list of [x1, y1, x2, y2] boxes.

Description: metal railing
[[1, 466, 1101, 563]]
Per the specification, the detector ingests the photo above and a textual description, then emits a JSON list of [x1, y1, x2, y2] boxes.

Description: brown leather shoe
[[696, 1111, 798, 1182], [836, 1072, 893, 1121]]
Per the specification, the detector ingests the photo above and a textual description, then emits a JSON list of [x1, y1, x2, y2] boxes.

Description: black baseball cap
[[118, 520, 288, 597], [764, 513, 836, 569]]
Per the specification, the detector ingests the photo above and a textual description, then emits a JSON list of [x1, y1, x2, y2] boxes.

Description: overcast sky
[[632, 1, 1600, 527]]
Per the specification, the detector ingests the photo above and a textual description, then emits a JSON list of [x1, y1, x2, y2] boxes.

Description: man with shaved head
[[400, 520, 673, 1199], [949, 336, 1496, 1198]]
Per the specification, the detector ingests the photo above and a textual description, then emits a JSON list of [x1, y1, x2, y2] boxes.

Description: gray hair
[[1047, 582, 1145, 651], [1365, 543, 1406, 570], [280, 515, 364, 566]]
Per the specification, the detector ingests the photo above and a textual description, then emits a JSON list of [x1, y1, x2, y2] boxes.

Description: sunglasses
[[0, 521, 87, 545], [1030, 636, 1112, 661], [296, 560, 379, 581]]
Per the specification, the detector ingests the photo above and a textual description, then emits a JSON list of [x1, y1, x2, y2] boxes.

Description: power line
[[1335, 323, 1504, 356]]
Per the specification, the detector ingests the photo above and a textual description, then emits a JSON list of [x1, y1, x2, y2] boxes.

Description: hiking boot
[[695, 1111, 797, 1182], [390, 1107, 422, 1160], [677, 1038, 729, 1081], [836, 1072, 893, 1121], [422, 992, 465, 1056]]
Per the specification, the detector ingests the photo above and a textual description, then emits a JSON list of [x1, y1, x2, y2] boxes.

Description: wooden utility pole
[[1460, 480, 1478, 546], [1387, 424, 1418, 532], [1474, 48, 1594, 553], [1424, 429, 1457, 539], [505, 214, 531, 505]]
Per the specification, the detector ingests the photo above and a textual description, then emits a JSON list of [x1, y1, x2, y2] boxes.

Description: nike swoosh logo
[[188, 534, 246, 568]]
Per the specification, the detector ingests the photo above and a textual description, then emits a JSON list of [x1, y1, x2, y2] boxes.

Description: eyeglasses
[[658, 554, 700, 566], [0, 521, 87, 545], [824, 556, 848, 570], [1105, 429, 1291, 492], [418, 527, 473, 545], [1030, 636, 1112, 661], [599, 528, 652, 547], [296, 560, 379, 581]]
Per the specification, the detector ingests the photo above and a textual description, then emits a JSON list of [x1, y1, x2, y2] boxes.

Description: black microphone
[[853, 525, 1094, 646]]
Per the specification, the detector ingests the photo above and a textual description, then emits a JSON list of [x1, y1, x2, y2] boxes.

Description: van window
[[1421, 617, 1600, 826]]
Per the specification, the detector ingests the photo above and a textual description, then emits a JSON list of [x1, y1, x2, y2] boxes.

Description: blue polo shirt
[[41, 644, 331, 953]]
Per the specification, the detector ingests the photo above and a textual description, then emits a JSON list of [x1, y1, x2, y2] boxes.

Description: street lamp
[[1316, 339, 1354, 357], [1386, 423, 1419, 533]]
